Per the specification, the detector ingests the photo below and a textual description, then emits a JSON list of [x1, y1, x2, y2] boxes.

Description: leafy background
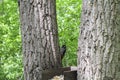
[[0, 0, 81, 80]]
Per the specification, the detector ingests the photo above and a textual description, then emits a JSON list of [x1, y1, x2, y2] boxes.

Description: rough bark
[[78, 0, 120, 80], [19, 0, 61, 80]]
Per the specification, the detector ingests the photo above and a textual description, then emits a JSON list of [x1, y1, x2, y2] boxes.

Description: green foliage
[[0, 0, 82, 79], [56, 0, 82, 66], [0, 0, 23, 80]]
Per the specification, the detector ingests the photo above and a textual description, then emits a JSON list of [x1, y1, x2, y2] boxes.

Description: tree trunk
[[77, 0, 120, 80], [19, 0, 61, 80]]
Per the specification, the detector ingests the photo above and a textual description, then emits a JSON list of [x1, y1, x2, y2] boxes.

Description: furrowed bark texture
[[19, 0, 61, 80], [78, 0, 120, 80]]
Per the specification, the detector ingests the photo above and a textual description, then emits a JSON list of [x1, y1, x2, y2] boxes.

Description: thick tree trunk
[[77, 0, 120, 80], [19, 0, 61, 80]]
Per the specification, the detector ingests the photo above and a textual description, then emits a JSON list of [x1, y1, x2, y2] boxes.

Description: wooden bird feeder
[[42, 66, 77, 80]]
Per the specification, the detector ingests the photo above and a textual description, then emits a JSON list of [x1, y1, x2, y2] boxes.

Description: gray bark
[[19, 0, 61, 80], [77, 0, 120, 80]]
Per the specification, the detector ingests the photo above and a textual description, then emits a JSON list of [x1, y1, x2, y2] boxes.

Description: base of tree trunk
[[42, 66, 77, 80]]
